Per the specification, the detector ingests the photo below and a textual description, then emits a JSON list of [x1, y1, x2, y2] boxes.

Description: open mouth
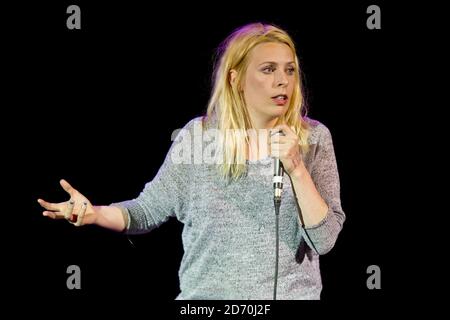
[[272, 94, 288, 101], [271, 94, 288, 105]]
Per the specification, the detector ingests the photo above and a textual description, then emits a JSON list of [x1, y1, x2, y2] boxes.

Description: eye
[[286, 67, 296, 75], [262, 66, 275, 74]]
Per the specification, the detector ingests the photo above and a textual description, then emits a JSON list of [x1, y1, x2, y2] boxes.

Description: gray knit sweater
[[114, 116, 345, 300]]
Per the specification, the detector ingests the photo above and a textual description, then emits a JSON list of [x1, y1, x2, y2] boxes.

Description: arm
[[111, 120, 194, 234], [270, 123, 346, 255], [293, 125, 346, 255], [289, 162, 328, 228], [38, 118, 198, 233], [93, 205, 128, 232]]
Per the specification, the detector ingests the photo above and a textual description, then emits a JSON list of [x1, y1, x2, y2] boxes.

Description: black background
[[17, 0, 424, 315]]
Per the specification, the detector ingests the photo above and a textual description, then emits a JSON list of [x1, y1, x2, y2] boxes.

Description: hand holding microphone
[[269, 124, 304, 178]]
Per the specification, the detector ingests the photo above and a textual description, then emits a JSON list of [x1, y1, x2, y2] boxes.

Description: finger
[[270, 128, 286, 137], [74, 202, 87, 227], [270, 134, 288, 145], [270, 145, 281, 158], [271, 124, 295, 138], [269, 126, 290, 147], [37, 199, 64, 212], [269, 141, 287, 152], [271, 145, 292, 158], [60, 179, 76, 197], [63, 200, 75, 220], [43, 210, 66, 220]]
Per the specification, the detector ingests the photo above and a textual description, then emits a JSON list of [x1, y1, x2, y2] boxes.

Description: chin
[[269, 106, 288, 117]]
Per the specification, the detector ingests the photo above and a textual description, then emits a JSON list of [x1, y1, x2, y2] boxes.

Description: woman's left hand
[[269, 124, 304, 177]]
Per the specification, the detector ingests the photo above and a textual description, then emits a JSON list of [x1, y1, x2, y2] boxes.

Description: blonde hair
[[205, 22, 310, 181]]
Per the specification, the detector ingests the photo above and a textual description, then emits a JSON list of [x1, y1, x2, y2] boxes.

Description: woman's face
[[241, 42, 296, 126]]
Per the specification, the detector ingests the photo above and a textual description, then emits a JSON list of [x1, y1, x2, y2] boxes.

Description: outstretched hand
[[37, 179, 97, 226]]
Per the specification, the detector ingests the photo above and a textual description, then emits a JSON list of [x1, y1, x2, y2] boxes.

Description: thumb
[[60, 179, 76, 197]]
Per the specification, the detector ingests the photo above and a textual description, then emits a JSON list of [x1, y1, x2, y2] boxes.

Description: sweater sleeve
[[301, 124, 346, 255], [112, 120, 195, 234]]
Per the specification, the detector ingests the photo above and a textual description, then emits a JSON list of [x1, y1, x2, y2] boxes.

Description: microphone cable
[[273, 194, 281, 300]]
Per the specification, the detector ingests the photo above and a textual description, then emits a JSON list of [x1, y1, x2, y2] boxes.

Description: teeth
[[275, 95, 286, 100]]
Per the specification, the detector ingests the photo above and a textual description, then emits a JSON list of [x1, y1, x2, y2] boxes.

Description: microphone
[[273, 157, 284, 200], [272, 130, 285, 205]]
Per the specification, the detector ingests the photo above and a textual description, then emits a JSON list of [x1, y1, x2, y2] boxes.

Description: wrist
[[92, 205, 103, 226], [289, 162, 307, 179], [93, 205, 128, 232]]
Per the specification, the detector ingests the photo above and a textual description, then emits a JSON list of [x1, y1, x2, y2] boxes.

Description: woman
[[37, 23, 345, 299]]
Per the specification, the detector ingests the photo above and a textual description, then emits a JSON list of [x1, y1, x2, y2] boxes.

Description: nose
[[275, 70, 288, 87]]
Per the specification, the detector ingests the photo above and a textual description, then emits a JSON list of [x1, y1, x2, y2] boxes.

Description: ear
[[229, 69, 238, 85], [229, 69, 245, 92]]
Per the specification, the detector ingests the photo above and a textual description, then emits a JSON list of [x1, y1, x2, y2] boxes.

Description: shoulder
[[180, 116, 205, 129], [171, 116, 207, 140], [182, 115, 214, 131], [174, 115, 220, 140], [303, 116, 333, 145]]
